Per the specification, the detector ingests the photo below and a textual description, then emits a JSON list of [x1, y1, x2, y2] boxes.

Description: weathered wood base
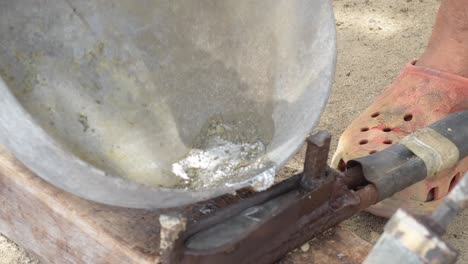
[[0, 146, 371, 263]]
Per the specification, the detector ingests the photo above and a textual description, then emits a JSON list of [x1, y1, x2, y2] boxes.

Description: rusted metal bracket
[[157, 112, 467, 264], [161, 131, 378, 264]]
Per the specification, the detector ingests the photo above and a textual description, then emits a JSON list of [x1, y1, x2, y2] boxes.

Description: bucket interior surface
[[0, 0, 335, 207]]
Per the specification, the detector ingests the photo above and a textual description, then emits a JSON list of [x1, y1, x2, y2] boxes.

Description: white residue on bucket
[[172, 136, 269, 189], [247, 166, 276, 191], [224, 164, 276, 191]]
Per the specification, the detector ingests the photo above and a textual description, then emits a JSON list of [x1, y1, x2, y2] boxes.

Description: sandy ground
[[285, 0, 467, 262], [327, 1, 468, 263], [1, 0, 467, 263]]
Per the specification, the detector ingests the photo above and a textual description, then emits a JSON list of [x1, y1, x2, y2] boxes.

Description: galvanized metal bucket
[[0, 0, 336, 208]]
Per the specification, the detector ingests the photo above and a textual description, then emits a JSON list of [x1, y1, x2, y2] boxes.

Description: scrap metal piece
[[365, 173, 468, 264], [431, 172, 468, 231], [364, 210, 457, 264]]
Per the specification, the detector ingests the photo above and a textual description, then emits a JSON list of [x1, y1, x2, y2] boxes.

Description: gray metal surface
[[0, 0, 336, 208], [364, 210, 458, 264], [432, 172, 468, 230]]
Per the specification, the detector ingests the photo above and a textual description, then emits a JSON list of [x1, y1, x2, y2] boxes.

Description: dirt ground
[[1, 0, 467, 263], [285, 0, 467, 262]]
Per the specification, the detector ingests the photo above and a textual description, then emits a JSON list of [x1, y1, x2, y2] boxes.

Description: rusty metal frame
[[159, 131, 379, 264], [156, 111, 467, 264]]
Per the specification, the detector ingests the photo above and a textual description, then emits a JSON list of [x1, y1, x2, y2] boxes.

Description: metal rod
[[301, 131, 331, 189]]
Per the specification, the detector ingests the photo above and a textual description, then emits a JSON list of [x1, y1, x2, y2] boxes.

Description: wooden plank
[[0, 145, 371, 263], [0, 146, 160, 263]]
